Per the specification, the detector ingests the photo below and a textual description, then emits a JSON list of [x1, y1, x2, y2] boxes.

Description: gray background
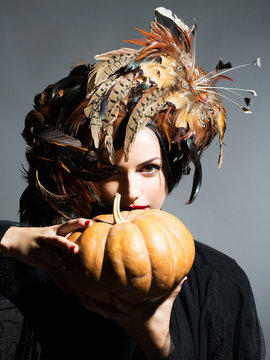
[[0, 0, 269, 355]]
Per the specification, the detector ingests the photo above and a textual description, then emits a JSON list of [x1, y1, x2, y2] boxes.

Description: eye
[[141, 164, 161, 175]]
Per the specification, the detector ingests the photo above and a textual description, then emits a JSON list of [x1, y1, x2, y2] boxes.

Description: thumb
[[171, 276, 188, 299]]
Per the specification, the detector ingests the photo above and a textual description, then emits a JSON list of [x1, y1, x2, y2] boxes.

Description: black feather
[[185, 138, 202, 205], [37, 128, 82, 147], [215, 59, 232, 71], [244, 97, 252, 107], [154, 9, 189, 48]]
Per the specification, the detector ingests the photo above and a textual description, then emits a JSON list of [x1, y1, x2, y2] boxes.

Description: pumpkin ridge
[[150, 219, 178, 281], [162, 215, 195, 271], [166, 226, 186, 284], [133, 218, 175, 297], [104, 222, 152, 301], [80, 223, 111, 280], [122, 223, 152, 294], [152, 212, 193, 257]]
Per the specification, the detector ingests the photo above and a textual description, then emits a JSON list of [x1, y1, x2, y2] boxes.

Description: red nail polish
[[70, 245, 78, 253], [85, 220, 92, 226]]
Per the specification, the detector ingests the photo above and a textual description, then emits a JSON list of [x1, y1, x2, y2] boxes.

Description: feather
[[101, 74, 137, 162], [154, 7, 192, 51], [155, 7, 190, 34], [35, 169, 77, 219], [124, 87, 167, 158], [185, 138, 202, 204], [88, 48, 138, 89], [84, 75, 120, 148], [35, 128, 98, 164], [215, 59, 232, 71], [252, 57, 261, 67], [102, 73, 135, 123], [175, 107, 189, 128], [37, 128, 83, 147]]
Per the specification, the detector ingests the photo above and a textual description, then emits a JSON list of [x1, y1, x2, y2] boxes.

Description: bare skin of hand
[[78, 277, 187, 360], [0, 218, 92, 292]]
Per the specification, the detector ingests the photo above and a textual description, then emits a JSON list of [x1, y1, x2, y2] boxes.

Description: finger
[[153, 277, 188, 308], [180, 276, 188, 286], [168, 276, 188, 300], [44, 235, 80, 254], [56, 218, 92, 237]]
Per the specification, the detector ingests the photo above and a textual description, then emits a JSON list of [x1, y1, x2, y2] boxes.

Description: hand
[[0, 218, 92, 292], [78, 277, 187, 359]]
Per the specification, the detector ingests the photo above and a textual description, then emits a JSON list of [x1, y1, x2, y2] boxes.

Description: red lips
[[122, 205, 148, 211]]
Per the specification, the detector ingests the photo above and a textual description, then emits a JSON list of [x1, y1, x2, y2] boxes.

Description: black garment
[[0, 221, 265, 359]]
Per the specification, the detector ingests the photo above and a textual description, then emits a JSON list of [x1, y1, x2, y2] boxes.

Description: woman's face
[[98, 127, 167, 210]]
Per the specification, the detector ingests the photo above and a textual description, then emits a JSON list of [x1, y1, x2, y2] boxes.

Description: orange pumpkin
[[65, 193, 195, 304]]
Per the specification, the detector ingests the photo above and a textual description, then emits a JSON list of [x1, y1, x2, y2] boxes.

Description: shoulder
[[177, 241, 265, 359], [186, 241, 259, 329], [193, 240, 250, 285], [190, 241, 254, 303]]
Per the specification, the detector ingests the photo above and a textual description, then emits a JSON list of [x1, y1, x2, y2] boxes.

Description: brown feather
[[124, 87, 167, 158]]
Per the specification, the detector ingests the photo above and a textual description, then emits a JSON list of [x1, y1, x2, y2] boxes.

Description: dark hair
[[147, 123, 183, 193]]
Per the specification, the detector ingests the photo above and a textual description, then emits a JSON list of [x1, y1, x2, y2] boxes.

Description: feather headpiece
[[83, 7, 260, 203], [21, 8, 260, 224]]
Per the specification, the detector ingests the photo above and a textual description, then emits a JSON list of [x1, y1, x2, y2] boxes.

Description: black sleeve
[[163, 241, 265, 360]]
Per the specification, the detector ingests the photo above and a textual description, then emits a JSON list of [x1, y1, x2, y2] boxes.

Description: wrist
[[136, 331, 172, 360], [0, 226, 27, 258], [160, 333, 173, 359]]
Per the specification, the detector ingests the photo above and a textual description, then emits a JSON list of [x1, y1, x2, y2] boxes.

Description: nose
[[119, 172, 139, 203]]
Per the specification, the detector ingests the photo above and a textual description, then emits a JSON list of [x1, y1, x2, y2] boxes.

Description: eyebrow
[[137, 157, 162, 167], [102, 157, 162, 168]]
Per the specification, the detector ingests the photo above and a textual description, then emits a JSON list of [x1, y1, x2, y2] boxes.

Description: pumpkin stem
[[113, 193, 126, 224]]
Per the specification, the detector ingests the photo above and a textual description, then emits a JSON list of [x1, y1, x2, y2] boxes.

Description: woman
[[0, 7, 264, 359]]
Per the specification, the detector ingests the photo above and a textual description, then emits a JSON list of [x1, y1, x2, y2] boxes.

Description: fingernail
[[85, 220, 92, 226], [70, 244, 79, 253]]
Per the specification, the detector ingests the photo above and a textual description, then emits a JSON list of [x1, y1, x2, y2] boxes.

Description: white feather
[[155, 7, 190, 33]]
